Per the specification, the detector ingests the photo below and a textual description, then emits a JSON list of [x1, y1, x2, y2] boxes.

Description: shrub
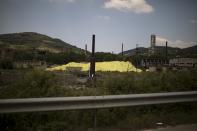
[[0, 58, 13, 69], [0, 69, 65, 98]]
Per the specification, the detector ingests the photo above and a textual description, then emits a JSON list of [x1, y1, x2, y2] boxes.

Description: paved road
[[88, 124, 197, 131], [144, 124, 197, 131]]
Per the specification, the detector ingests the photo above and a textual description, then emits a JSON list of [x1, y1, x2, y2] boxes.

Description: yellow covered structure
[[47, 61, 141, 72]]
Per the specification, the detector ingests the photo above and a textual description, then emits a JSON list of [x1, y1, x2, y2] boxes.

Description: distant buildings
[[169, 58, 197, 68], [138, 34, 197, 71], [140, 58, 168, 67], [139, 57, 197, 72]]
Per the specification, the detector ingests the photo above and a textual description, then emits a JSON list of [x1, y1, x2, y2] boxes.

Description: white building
[[169, 58, 197, 68]]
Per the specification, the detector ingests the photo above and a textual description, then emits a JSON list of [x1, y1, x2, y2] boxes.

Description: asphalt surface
[[144, 124, 197, 131]]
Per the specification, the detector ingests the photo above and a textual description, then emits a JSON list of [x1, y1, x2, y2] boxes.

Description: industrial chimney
[[166, 41, 168, 58], [150, 34, 156, 55], [121, 43, 124, 56], [85, 44, 87, 55]]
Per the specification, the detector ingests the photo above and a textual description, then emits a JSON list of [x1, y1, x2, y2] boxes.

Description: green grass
[[96, 70, 197, 95], [0, 69, 197, 130]]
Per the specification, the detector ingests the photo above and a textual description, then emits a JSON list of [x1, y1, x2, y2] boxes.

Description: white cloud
[[104, 0, 154, 14], [156, 36, 168, 45], [172, 40, 196, 49], [189, 19, 197, 24], [156, 36, 197, 48]]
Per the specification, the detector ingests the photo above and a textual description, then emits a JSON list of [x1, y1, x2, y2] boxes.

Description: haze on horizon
[[0, 0, 197, 53]]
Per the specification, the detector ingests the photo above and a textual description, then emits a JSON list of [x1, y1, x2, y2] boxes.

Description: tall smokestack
[[166, 41, 168, 63], [151, 34, 156, 47], [150, 34, 156, 55], [122, 43, 124, 56], [90, 34, 95, 77], [166, 41, 168, 56], [85, 44, 87, 55], [136, 44, 138, 55]]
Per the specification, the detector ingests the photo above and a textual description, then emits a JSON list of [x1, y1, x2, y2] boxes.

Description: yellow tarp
[[47, 61, 141, 72]]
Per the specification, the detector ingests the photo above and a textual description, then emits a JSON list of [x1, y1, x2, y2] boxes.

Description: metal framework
[[0, 91, 197, 113]]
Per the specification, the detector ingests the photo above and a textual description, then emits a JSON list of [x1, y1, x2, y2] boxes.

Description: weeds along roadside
[[0, 69, 197, 131]]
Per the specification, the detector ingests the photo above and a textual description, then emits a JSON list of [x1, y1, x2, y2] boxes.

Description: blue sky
[[0, 0, 197, 53]]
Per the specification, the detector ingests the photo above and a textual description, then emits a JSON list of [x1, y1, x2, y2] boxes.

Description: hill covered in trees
[[0, 32, 89, 67], [0, 32, 126, 69], [122, 45, 197, 58], [0, 32, 84, 53]]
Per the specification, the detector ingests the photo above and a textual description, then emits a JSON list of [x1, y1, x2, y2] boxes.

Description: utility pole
[[89, 34, 95, 78], [89, 34, 96, 131], [136, 44, 139, 72], [166, 41, 168, 64], [88, 35, 97, 130]]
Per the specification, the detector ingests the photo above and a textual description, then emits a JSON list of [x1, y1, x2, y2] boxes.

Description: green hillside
[[0, 32, 84, 53], [0, 32, 88, 66], [122, 45, 197, 58]]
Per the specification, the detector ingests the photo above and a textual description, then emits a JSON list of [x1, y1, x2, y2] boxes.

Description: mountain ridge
[[0, 32, 84, 53], [122, 45, 197, 57]]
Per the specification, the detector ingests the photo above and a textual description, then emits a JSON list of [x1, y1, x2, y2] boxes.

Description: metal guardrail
[[0, 91, 197, 113]]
